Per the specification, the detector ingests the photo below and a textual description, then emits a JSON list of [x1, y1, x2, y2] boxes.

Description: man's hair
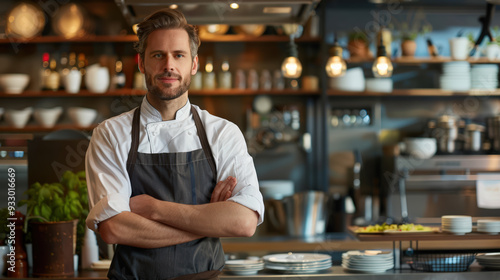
[[134, 9, 200, 61]]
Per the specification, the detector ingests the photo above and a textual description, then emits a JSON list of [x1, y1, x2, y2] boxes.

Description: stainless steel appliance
[[265, 191, 327, 237], [381, 155, 500, 222]]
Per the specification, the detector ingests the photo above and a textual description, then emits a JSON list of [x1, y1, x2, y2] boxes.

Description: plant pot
[[31, 220, 77, 277], [401, 40, 417, 57], [348, 39, 370, 59]]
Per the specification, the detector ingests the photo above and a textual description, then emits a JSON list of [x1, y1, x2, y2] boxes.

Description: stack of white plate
[[329, 67, 365, 92], [476, 253, 500, 269], [477, 220, 500, 235], [342, 250, 394, 273], [224, 259, 264, 275], [441, 215, 472, 235], [471, 64, 498, 90], [440, 61, 471, 91], [263, 253, 332, 274]]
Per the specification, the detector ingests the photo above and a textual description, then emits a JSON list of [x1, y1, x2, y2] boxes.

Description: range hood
[[115, 0, 321, 25]]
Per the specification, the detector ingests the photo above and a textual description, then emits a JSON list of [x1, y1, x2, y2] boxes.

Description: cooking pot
[[267, 191, 327, 237], [464, 124, 484, 152], [429, 115, 460, 153]]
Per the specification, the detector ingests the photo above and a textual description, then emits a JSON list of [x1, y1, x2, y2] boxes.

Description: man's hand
[[211, 176, 237, 203], [130, 194, 158, 220]]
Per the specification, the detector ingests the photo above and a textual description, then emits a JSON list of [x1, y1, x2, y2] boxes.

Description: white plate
[[263, 253, 331, 264], [226, 259, 263, 265], [342, 265, 392, 273]]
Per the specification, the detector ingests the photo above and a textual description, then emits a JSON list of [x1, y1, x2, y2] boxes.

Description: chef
[[85, 9, 264, 280]]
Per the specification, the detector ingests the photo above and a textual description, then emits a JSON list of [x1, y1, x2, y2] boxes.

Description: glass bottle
[[191, 59, 202, 90], [68, 52, 77, 71], [218, 58, 232, 89], [203, 56, 216, 89], [77, 53, 87, 88], [59, 52, 69, 89], [40, 52, 50, 90], [112, 58, 126, 89], [45, 55, 60, 91]]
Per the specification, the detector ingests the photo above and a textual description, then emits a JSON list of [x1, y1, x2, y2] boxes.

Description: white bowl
[[85, 64, 109, 93], [0, 74, 30, 94], [402, 137, 437, 159], [5, 107, 33, 128], [329, 67, 365, 91], [365, 78, 393, 93], [259, 180, 294, 200], [33, 107, 63, 128], [68, 107, 97, 127]]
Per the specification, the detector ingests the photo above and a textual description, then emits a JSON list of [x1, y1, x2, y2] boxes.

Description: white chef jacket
[[85, 97, 264, 232]]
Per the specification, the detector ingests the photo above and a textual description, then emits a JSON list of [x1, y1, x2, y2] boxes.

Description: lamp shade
[[281, 56, 302, 78]]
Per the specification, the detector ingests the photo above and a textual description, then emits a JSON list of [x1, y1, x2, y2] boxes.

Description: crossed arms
[[98, 176, 259, 248]]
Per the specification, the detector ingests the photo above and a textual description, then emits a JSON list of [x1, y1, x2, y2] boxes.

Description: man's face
[[139, 28, 198, 101]]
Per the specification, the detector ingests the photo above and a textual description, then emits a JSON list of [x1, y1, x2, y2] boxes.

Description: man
[[85, 9, 264, 280]]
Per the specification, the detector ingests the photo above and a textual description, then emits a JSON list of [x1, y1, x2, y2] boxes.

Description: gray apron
[[107, 105, 225, 280]]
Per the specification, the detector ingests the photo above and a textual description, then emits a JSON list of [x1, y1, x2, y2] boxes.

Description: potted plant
[[348, 30, 372, 60], [19, 170, 88, 277], [392, 9, 432, 57]]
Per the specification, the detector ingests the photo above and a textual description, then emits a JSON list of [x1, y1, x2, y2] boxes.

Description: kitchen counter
[[4, 265, 500, 279], [221, 232, 500, 254]]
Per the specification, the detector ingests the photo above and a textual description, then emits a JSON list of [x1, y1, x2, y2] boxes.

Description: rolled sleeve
[[227, 189, 265, 225], [85, 120, 133, 232], [86, 192, 130, 231]]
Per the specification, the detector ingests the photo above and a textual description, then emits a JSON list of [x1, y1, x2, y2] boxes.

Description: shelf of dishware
[[347, 57, 500, 65], [328, 89, 500, 97], [0, 88, 321, 98], [0, 34, 321, 44], [0, 124, 97, 132]]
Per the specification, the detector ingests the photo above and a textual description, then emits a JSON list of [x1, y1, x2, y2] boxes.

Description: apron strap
[[191, 105, 217, 180], [126, 106, 141, 174]]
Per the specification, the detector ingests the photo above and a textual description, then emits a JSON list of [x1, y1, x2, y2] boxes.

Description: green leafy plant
[[19, 170, 89, 254], [348, 30, 369, 42]]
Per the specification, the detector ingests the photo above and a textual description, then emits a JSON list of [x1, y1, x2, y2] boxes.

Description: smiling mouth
[[156, 72, 181, 84]]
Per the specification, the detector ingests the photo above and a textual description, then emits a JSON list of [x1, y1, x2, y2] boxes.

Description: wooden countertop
[[5, 266, 500, 280]]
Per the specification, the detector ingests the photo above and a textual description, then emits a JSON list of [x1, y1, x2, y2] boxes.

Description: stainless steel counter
[[221, 265, 500, 279]]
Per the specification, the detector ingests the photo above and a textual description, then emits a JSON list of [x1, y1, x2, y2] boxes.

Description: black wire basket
[[408, 250, 476, 272]]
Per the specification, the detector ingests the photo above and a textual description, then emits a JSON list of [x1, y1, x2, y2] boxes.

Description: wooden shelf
[[347, 56, 500, 65], [199, 34, 321, 43], [328, 89, 500, 97], [0, 124, 97, 132], [189, 88, 320, 96], [0, 35, 139, 44], [0, 88, 320, 97], [0, 89, 146, 98], [0, 35, 320, 44]]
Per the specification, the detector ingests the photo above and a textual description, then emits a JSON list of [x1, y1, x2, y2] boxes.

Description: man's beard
[[145, 71, 191, 101]]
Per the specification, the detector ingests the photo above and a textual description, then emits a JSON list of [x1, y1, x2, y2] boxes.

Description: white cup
[[85, 64, 110, 93], [485, 44, 500, 61], [449, 37, 470, 60], [64, 70, 82, 94]]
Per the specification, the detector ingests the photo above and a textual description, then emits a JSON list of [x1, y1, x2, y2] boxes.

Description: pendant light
[[325, 38, 346, 77], [372, 37, 393, 78], [281, 38, 302, 78]]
